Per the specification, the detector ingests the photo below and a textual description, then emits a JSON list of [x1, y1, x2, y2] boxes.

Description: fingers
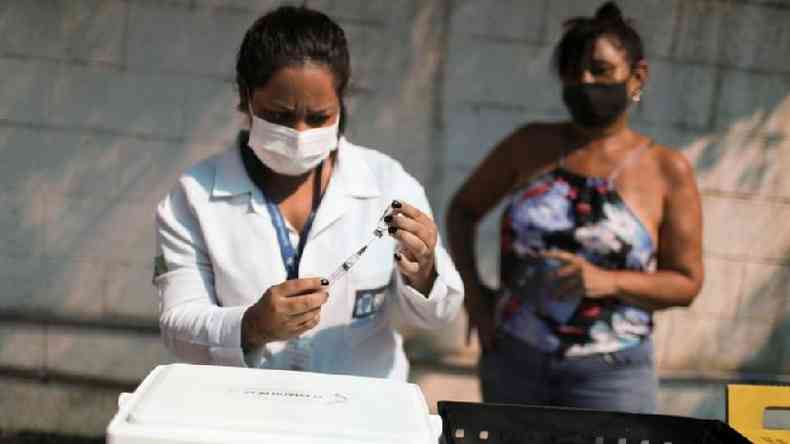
[[554, 263, 578, 278], [286, 306, 321, 328], [390, 200, 431, 225], [537, 251, 586, 298], [248, 279, 328, 344], [276, 277, 328, 297], [279, 290, 329, 316], [390, 228, 430, 260], [542, 250, 583, 297], [294, 317, 321, 336], [394, 250, 420, 276], [385, 200, 438, 290], [388, 200, 437, 250], [387, 213, 433, 247], [542, 249, 578, 264], [268, 278, 329, 316], [290, 313, 321, 336]]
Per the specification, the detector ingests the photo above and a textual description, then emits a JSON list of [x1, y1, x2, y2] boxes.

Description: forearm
[[393, 262, 464, 330], [446, 203, 485, 308], [611, 269, 701, 311], [241, 306, 271, 351], [160, 301, 249, 366], [401, 264, 437, 296]]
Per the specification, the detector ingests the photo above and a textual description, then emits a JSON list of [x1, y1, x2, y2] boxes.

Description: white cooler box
[[107, 364, 443, 444]]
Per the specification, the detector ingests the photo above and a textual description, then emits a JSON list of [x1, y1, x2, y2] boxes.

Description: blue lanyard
[[261, 162, 324, 280], [263, 190, 320, 279], [239, 136, 324, 280]]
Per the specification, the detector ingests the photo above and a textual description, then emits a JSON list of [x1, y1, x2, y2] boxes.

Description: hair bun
[[595, 1, 625, 22]]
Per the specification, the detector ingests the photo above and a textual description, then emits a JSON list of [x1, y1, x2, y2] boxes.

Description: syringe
[[327, 205, 392, 286]]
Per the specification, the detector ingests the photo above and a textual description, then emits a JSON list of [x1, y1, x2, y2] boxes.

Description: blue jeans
[[479, 333, 658, 413]]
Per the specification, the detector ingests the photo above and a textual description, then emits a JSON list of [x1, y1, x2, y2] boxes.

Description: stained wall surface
[[0, 0, 788, 435]]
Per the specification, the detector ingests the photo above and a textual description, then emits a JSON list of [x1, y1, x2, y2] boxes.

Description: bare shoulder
[[650, 142, 697, 186], [521, 121, 568, 141], [507, 121, 567, 160], [455, 121, 566, 207]]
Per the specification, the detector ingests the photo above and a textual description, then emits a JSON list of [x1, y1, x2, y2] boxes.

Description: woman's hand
[[543, 249, 618, 299], [241, 277, 329, 351], [385, 200, 438, 295]]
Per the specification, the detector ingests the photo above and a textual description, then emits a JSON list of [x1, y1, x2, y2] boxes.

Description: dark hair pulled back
[[553, 1, 644, 79], [235, 6, 351, 132]]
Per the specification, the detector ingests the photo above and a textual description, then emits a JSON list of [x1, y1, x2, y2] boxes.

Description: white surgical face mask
[[248, 110, 339, 176]]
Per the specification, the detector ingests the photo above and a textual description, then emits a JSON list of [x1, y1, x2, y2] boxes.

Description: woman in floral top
[[446, 2, 703, 413]]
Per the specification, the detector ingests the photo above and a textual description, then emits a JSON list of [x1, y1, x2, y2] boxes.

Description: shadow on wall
[[684, 95, 790, 199], [0, 5, 249, 408], [680, 91, 790, 419], [2, 0, 790, 434], [674, 270, 790, 421]]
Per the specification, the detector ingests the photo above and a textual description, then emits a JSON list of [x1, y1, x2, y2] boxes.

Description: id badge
[[285, 336, 313, 371]]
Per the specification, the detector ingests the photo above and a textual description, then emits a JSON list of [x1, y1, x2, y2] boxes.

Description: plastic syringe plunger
[[327, 204, 392, 286]]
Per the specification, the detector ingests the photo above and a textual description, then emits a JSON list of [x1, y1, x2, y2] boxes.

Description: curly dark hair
[[235, 5, 351, 132]]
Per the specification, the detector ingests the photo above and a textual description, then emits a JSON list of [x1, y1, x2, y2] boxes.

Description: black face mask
[[562, 82, 630, 128]]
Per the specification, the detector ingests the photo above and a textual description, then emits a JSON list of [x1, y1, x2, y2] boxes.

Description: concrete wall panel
[[1, 1, 790, 435]]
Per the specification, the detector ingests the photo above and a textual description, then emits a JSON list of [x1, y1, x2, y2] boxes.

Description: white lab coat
[[154, 137, 464, 380]]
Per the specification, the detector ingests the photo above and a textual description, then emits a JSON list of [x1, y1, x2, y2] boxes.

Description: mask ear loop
[[247, 94, 257, 124], [337, 99, 346, 139]]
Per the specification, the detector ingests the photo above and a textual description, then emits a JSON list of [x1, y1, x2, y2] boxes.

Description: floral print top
[[497, 147, 656, 357]]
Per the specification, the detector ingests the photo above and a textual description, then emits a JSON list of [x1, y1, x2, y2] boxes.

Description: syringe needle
[[328, 236, 378, 285], [327, 203, 393, 287]]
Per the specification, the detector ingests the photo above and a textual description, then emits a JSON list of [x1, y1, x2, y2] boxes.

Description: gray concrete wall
[[0, 0, 788, 436]]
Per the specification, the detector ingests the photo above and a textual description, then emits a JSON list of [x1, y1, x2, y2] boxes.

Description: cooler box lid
[[107, 364, 440, 444]]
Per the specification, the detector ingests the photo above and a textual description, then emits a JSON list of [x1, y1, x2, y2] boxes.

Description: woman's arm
[[155, 182, 252, 366], [387, 166, 464, 330], [446, 125, 545, 347], [615, 149, 704, 309], [547, 149, 704, 311], [447, 133, 519, 288]]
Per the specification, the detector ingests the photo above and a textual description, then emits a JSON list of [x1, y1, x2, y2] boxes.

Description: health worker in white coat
[[153, 6, 464, 380]]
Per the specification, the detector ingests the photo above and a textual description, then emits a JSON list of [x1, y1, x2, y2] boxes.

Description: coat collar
[[211, 133, 381, 200], [211, 133, 381, 239]]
